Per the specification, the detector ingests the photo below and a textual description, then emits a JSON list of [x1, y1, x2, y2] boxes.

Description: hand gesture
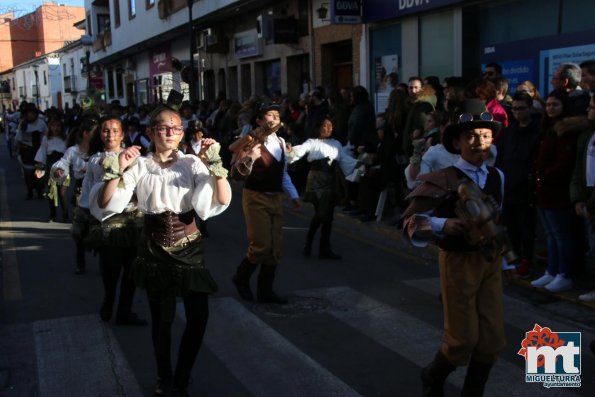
[[198, 138, 218, 157], [119, 145, 141, 171], [443, 218, 467, 236], [286, 142, 293, 152], [247, 143, 262, 161]]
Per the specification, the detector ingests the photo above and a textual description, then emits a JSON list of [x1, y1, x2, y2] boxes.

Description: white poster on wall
[[374, 54, 399, 114]]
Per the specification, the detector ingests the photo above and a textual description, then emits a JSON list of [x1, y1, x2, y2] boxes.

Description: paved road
[[1, 139, 594, 397]]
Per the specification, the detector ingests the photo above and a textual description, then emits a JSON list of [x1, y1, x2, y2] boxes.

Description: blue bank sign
[[363, 0, 463, 22], [331, 0, 362, 24]]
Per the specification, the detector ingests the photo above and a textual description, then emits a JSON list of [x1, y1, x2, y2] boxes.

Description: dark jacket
[[347, 103, 377, 152], [496, 117, 541, 205], [570, 124, 595, 210], [532, 116, 590, 209]]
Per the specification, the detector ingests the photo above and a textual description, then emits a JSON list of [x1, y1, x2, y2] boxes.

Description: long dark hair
[[66, 114, 100, 148], [541, 88, 571, 135], [89, 116, 123, 156]]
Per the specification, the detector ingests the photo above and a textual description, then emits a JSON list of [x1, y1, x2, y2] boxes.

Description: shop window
[[420, 10, 455, 79], [561, 0, 595, 34], [478, 0, 557, 45], [129, 0, 136, 19], [138, 79, 148, 105]]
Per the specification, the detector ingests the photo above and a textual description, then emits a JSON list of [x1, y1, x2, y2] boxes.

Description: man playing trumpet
[[230, 104, 300, 304]]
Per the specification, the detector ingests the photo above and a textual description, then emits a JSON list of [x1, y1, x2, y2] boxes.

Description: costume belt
[[144, 210, 199, 248]]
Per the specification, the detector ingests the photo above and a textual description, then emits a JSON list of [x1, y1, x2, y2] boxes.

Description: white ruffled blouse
[[89, 152, 229, 222], [50, 144, 90, 183]]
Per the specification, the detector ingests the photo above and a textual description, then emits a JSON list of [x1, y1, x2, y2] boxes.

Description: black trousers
[[502, 202, 536, 262], [147, 290, 209, 386], [98, 245, 137, 317]]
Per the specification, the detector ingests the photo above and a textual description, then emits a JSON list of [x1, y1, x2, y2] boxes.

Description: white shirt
[[51, 145, 89, 182], [15, 118, 48, 145], [288, 137, 357, 176], [80, 151, 120, 210], [405, 144, 460, 189], [89, 152, 230, 221], [34, 136, 67, 164]]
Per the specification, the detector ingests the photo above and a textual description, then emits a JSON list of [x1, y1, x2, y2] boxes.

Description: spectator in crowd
[[304, 90, 329, 139], [580, 60, 595, 91], [496, 92, 541, 278], [327, 87, 350, 145], [465, 78, 509, 139], [407, 76, 423, 99], [402, 98, 506, 397], [123, 117, 150, 155], [571, 92, 595, 301], [287, 116, 357, 259], [551, 63, 591, 116], [442, 76, 466, 114], [530, 89, 590, 292], [483, 62, 503, 82], [516, 80, 545, 113], [15, 102, 47, 199], [231, 105, 300, 305], [34, 116, 68, 222], [401, 84, 437, 157], [424, 75, 445, 111], [92, 105, 230, 396]]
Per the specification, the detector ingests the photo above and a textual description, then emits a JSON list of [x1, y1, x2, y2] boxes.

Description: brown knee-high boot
[[421, 351, 456, 397], [460, 359, 493, 397]]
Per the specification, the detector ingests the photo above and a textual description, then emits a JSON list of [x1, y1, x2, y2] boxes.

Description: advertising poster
[[374, 54, 398, 114], [539, 43, 595, 94]]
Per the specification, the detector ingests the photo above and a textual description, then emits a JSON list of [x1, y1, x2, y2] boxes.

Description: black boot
[[421, 351, 456, 397], [460, 359, 493, 397], [257, 265, 288, 304], [319, 218, 342, 260], [232, 258, 258, 301], [304, 217, 321, 256]]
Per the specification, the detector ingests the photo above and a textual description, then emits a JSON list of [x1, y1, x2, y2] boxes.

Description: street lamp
[[187, 0, 196, 102]]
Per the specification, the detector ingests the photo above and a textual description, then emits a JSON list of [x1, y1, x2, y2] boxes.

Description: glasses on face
[[511, 106, 529, 111], [458, 112, 494, 123], [152, 125, 185, 135]]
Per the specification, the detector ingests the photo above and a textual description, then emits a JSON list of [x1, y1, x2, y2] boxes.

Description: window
[[107, 68, 115, 98], [113, 0, 121, 28], [129, 0, 136, 19], [43, 71, 47, 85], [116, 68, 124, 97], [146, 0, 155, 9], [97, 13, 110, 33], [137, 79, 148, 104]]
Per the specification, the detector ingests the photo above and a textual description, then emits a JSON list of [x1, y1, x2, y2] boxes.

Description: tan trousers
[[242, 189, 283, 266], [439, 250, 506, 366]]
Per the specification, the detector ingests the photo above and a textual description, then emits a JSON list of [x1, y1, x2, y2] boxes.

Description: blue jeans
[[537, 208, 574, 277]]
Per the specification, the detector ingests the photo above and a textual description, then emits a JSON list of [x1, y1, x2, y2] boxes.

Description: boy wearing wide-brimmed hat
[[402, 98, 506, 396]]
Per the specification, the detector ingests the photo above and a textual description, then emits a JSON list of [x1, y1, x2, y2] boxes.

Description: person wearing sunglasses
[[91, 103, 231, 396], [402, 98, 506, 396]]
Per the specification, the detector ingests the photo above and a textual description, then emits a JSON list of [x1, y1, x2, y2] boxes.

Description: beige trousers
[[242, 189, 283, 266], [439, 250, 506, 366]]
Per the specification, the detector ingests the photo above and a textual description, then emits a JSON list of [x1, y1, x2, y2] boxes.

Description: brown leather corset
[[144, 210, 198, 247]]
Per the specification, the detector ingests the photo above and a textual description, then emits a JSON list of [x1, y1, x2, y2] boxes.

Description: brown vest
[[244, 140, 285, 193], [435, 166, 502, 252]]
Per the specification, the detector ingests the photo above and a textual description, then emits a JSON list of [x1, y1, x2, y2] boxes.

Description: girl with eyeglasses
[[91, 105, 231, 396]]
